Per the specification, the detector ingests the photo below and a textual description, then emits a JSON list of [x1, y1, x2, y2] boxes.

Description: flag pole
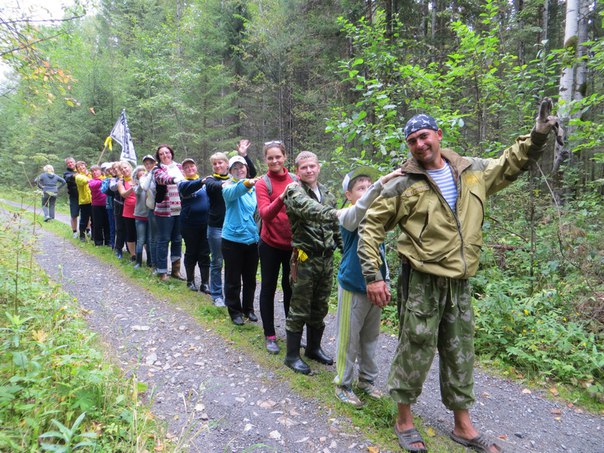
[[97, 137, 112, 165]]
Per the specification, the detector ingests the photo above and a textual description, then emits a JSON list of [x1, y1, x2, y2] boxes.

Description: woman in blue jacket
[[222, 156, 260, 325]]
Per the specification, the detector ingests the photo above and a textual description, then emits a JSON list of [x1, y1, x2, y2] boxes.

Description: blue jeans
[[207, 226, 223, 299], [155, 215, 182, 274], [147, 210, 157, 267], [106, 206, 115, 248], [135, 218, 149, 255]]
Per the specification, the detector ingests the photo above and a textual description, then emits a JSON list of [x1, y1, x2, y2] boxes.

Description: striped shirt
[[427, 161, 457, 211]]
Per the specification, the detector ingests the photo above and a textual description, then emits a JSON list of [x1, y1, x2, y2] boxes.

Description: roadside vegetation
[[0, 199, 170, 452]]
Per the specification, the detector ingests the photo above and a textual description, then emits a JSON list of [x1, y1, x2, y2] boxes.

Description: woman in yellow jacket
[[74, 161, 92, 242]]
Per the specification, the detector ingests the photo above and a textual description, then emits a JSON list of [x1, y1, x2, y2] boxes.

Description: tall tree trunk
[[575, 0, 590, 187], [430, 0, 436, 42], [516, 0, 525, 64], [541, 0, 549, 47], [553, 0, 579, 176]]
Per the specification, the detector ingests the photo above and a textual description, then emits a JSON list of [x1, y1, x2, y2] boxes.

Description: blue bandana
[[404, 114, 439, 138]]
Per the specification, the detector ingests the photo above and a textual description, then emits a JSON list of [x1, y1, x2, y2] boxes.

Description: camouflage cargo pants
[[286, 255, 333, 333], [388, 267, 475, 410]]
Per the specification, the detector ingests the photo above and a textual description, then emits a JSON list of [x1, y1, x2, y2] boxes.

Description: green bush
[[0, 212, 166, 451]]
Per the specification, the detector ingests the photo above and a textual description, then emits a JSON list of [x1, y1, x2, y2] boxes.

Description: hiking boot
[[357, 380, 384, 398], [335, 385, 364, 408], [265, 336, 280, 355], [171, 259, 186, 280]]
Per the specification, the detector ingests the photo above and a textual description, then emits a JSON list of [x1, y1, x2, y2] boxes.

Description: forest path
[[4, 198, 603, 453]]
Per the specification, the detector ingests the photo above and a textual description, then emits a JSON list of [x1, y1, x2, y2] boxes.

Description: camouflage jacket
[[283, 182, 342, 255], [358, 131, 549, 283]]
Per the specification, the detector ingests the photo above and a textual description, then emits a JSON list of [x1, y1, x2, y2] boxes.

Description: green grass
[[0, 201, 171, 451]]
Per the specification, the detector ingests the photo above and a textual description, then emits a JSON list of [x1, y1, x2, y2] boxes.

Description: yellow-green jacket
[[74, 173, 92, 205], [358, 131, 549, 282]]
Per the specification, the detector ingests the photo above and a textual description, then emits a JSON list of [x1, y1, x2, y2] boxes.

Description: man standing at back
[[358, 100, 559, 453], [63, 157, 79, 238]]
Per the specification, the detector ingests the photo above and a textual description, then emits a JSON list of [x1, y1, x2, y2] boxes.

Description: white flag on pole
[[110, 109, 137, 164]]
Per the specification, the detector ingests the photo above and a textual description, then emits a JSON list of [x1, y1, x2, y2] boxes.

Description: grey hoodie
[[35, 172, 66, 195]]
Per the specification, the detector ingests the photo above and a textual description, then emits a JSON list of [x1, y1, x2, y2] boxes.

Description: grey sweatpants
[[333, 285, 381, 388]]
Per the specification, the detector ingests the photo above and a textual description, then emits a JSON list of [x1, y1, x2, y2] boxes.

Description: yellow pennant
[[104, 136, 113, 151]]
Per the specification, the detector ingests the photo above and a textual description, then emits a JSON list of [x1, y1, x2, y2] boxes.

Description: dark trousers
[[107, 206, 115, 248], [222, 238, 258, 318], [113, 202, 125, 251], [78, 204, 92, 239], [91, 205, 110, 246], [182, 224, 210, 284], [286, 255, 333, 333], [124, 217, 137, 243], [259, 240, 292, 337]]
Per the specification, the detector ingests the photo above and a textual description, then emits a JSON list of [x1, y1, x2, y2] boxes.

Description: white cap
[[342, 166, 380, 192], [228, 155, 247, 169]]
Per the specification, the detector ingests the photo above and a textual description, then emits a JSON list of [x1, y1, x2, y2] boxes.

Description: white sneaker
[[72, 232, 78, 239], [213, 297, 225, 307]]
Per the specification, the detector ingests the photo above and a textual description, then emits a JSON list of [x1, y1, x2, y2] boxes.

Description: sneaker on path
[[357, 380, 384, 398], [213, 297, 225, 307], [265, 336, 280, 355], [335, 385, 364, 408]]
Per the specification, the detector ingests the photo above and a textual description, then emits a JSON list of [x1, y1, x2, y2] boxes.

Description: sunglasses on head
[[264, 140, 283, 146]]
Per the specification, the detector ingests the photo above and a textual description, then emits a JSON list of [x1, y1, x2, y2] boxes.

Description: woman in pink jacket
[[88, 165, 110, 246]]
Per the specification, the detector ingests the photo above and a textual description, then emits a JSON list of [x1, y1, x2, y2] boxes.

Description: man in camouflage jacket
[[282, 151, 342, 375], [358, 100, 559, 453]]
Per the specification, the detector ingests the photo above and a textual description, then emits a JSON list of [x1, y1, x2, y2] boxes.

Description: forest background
[[1, 0, 603, 407]]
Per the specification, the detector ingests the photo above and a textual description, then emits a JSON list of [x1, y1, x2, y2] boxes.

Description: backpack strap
[[263, 172, 298, 196], [262, 174, 272, 196]]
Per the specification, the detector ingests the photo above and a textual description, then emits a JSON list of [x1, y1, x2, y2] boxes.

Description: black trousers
[[222, 238, 258, 318], [181, 224, 210, 284], [113, 201, 125, 251], [91, 205, 110, 246], [258, 240, 292, 337], [78, 204, 92, 239]]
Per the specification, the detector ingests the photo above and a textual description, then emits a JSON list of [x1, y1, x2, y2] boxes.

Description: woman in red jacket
[[255, 141, 297, 354]]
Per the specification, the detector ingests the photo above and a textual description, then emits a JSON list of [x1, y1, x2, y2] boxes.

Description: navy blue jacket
[[178, 178, 210, 228]]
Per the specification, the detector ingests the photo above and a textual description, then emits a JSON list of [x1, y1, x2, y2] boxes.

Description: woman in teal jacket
[[222, 156, 260, 326]]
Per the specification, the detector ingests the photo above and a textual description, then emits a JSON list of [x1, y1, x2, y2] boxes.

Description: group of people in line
[[35, 101, 559, 453]]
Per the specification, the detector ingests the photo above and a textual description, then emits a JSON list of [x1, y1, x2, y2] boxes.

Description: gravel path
[[5, 199, 604, 452]]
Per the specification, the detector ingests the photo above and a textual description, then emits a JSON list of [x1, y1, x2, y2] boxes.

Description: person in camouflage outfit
[[282, 151, 342, 375], [358, 100, 560, 453]]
